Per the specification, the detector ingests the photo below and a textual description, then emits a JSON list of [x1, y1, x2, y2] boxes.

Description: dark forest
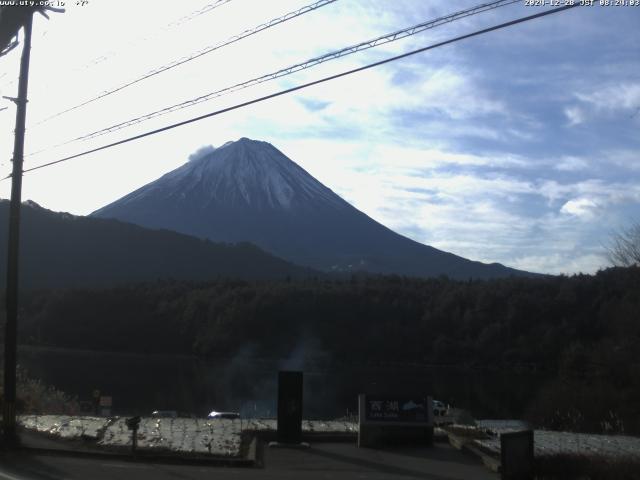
[[13, 266, 640, 433]]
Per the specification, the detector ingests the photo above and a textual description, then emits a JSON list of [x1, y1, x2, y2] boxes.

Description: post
[[501, 430, 534, 480], [3, 12, 33, 445], [125, 416, 141, 456], [276, 371, 303, 445]]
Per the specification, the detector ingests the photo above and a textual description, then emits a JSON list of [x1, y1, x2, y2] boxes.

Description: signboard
[[99, 396, 112, 407], [358, 394, 434, 448], [360, 395, 433, 426], [365, 397, 429, 423]]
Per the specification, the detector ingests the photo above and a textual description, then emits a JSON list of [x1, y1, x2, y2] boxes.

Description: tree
[[607, 222, 640, 267]]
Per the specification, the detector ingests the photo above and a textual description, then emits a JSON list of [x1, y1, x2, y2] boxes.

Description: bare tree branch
[[607, 222, 640, 267]]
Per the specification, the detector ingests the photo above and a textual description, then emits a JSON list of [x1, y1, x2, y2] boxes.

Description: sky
[[0, 0, 638, 275]]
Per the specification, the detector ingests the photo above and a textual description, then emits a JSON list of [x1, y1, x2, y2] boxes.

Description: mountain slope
[[0, 200, 314, 290], [92, 138, 529, 279]]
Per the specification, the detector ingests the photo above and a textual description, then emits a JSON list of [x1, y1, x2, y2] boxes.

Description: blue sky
[[0, 0, 638, 274]]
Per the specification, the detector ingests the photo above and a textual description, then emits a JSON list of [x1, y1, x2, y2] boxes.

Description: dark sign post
[[277, 371, 303, 445], [358, 394, 434, 448], [92, 389, 100, 416], [125, 416, 141, 456], [501, 430, 534, 480]]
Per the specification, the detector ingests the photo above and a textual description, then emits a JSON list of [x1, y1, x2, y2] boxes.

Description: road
[[0, 442, 497, 480]]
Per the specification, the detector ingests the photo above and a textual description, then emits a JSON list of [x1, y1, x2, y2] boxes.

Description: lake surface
[[18, 346, 545, 420]]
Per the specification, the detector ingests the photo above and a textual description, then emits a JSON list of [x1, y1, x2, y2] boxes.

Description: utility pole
[[3, 10, 33, 446]]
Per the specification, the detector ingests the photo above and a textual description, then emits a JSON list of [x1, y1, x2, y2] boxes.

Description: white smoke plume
[[188, 145, 216, 162]]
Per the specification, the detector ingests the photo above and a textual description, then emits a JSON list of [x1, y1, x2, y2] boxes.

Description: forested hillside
[[15, 267, 640, 432], [0, 200, 314, 289], [18, 268, 638, 365]]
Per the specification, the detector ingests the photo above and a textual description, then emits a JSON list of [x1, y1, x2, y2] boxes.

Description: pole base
[[0, 428, 21, 449]]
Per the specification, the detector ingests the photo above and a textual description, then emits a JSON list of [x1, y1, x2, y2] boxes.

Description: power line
[[37, 0, 521, 154], [25, 1, 518, 162], [8, 3, 579, 179], [64, 0, 234, 79], [167, 0, 234, 28], [32, 0, 337, 127]]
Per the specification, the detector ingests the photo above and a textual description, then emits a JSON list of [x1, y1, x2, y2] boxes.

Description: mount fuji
[[92, 138, 527, 279]]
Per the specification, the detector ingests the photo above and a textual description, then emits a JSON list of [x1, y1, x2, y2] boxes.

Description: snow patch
[[475, 429, 640, 459], [95, 137, 349, 215]]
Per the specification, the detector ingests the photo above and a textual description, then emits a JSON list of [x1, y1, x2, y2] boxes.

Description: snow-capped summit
[[92, 138, 527, 279], [107, 138, 346, 212]]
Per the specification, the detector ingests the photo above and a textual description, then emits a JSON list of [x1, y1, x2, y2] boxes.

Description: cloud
[[539, 179, 640, 209], [361, 144, 530, 172], [605, 149, 640, 172], [576, 83, 640, 114], [403, 66, 507, 120], [298, 98, 331, 112], [555, 155, 589, 172], [564, 106, 585, 126], [509, 252, 608, 276], [270, 60, 511, 141], [304, 145, 640, 273], [560, 198, 600, 219], [564, 83, 640, 128]]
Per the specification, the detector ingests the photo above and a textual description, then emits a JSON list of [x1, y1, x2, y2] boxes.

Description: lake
[[18, 346, 545, 420]]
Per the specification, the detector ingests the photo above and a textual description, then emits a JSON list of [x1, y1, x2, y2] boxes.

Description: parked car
[[207, 410, 240, 419], [433, 400, 448, 416], [151, 410, 177, 418]]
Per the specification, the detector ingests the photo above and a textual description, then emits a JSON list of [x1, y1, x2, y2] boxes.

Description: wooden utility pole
[[3, 10, 33, 445]]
